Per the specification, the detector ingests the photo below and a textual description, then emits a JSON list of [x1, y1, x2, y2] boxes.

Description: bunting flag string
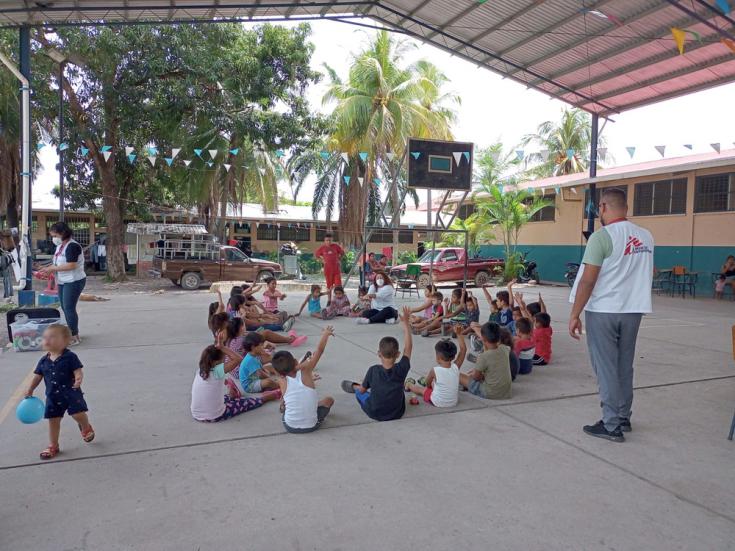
[[357, 177, 364, 185], [462, 151, 470, 162], [164, 157, 174, 167], [373, 178, 381, 186], [171, 148, 181, 159], [716, 0, 732, 15], [711, 142, 721, 153], [147, 146, 158, 156], [194, 148, 203, 158], [223, 163, 231, 172], [626, 146, 636, 159], [36, 142, 46, 151], [319, 151, 330, 160], [102, 151, 112, 162], [515, 149, 524, 161], [655, 145, 666, 157], [275, 150, 285, 158], [58, 143, 69, 152], [100, 145, 111, 152], [80, 146, 89, 156], [566, 148, 575, 160], [207, 161, 214, 167], [411, 151, 421, 160], [147, 156, 156, 166], [452, 152, 463, 166], [229, 148, 240, 156], [359, 152, 368, 162], [683, 144, 693, 150], [127, 153, 137, 164], [125, 146, 135, 156], [183, 160, 191, 167], [208, 149, 218, 160], [343, 175, 351, 185], [554, 186, 561, 195], [385, 152, 395, 161], [341, 153, 349, 163]]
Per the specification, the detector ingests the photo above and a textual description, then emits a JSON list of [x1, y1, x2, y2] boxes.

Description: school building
[[449, 148, 735, 293]]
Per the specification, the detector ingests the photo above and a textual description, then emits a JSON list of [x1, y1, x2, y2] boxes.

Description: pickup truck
[[389, 247, 504, 288], [153, 246, 282, 290]]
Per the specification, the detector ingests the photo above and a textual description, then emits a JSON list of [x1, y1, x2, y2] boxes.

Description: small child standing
[[459, 322, 512, 400], [405, 333, 467, 408], [715, 275, 727, 299], [273, 326, 336, 433], [341, 306, 413, 421], [351, 286, 372, 317], [239, 333, 280, 393], [513, 317, 536, 375], [532, 312, 553, 366], [24, 324, 95, 460], [263, 277, 287, 314], [297, 284, 328, 318], [191, 341, 279, 422], [321, 285, 352, 319]]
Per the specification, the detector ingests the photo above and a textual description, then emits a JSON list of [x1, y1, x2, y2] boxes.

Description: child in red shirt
[[532, 312, 552, 366]]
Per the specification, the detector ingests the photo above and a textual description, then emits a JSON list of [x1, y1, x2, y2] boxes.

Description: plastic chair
[[652, 268, 671, 295], [670, 266, 697, 298], [729, 325, 735, 441], [395, 264, 421, 298]]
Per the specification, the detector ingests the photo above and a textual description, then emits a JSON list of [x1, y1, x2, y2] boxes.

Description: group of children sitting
[[193, 276, 554, 433]]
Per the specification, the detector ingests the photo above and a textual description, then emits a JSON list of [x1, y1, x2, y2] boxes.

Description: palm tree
[[521, 108, 609, 178], [441, 214, 492, 256], [320, 30, 457, 247]]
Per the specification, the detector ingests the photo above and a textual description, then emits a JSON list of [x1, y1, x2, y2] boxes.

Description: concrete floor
[[1, 285, 734, 550]]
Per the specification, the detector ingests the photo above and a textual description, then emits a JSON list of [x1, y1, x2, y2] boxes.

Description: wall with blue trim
[[477, 243, 731, 294]]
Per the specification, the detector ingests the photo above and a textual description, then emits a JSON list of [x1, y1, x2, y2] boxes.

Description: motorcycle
[[516, 252, 540, 283], [565, 262, 580, 287]]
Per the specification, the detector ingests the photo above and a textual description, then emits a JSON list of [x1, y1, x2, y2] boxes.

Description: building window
[[526, 194, 556, 222], [279, 224, 310, 242], [398, 229, 414, 244], [633, 178, 687, 216], [315, 226, 338, 241], [583, 185, 627, 219], [369, 229, 393, 243], [233, 222, 251, 235], [694, 173, 735, 213], [256, 223, 278, 240]]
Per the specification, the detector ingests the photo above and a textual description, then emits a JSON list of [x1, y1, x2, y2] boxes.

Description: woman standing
[[357, 271, 398, 324], [40, 222, 86, 345]]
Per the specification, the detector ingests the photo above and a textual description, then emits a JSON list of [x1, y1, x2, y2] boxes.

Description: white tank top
[[570, 220, 654, 314], [283, 371, 319, 429], [53, 239, 86, 284], [430, 363, 459, 408]]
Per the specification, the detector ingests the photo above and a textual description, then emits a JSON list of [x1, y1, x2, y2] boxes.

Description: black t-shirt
[[361, 356, 411, 421], [62, 241, 83, 263], [34, 349, 83, 396]]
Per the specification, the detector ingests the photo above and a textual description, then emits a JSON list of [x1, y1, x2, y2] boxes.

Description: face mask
[[52, 237, 63, 246], [375, 278, 384, 286]]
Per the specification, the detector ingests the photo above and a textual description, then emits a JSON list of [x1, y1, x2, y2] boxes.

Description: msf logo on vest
[[624, 236, 652, 256]]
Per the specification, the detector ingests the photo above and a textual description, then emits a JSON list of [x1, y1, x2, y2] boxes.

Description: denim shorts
[[282, 405, 330, 433], [467, 379, 488, 399]]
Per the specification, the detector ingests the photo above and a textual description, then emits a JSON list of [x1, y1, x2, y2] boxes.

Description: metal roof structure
[[1, 1, 734, 116]]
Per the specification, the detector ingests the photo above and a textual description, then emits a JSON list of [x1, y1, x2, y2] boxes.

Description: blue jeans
[[57, 278, 86, 336], [355, 388, 370, 406]]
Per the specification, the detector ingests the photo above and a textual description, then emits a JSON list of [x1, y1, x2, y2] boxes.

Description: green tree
[[440, 214, 492, 255], [521, 108, 609, 178], [34, 23, 325, 279]]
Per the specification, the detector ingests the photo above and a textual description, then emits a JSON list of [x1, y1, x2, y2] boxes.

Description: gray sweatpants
[[585, 311, 643, 432]]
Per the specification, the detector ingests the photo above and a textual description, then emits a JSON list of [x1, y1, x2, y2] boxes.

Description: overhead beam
[[422, 0, 485, 41], [461, 0, 548, 56], [664, 0, 735, 42]]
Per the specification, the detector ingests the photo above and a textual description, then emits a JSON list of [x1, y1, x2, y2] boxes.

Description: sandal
[[417, 376, 427, 387], [40, 444, 60, 460], [341, 380, 358, 394], [404, 377, 416, 392], [79, 424, 95, 443]]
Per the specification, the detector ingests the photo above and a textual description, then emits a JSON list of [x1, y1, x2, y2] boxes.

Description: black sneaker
[[583, 420, 625, 442], [619, 418, 632, 433], [341, 380, 358, 394]]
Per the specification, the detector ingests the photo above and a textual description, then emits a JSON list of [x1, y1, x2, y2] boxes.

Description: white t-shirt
[[430, 363, 459, 408], [283, 371, 319, 429], [191, 363, 226, 421], [570, 219, 654, 314], [53, 239, 86, 284], [368, 283, 396, 311]]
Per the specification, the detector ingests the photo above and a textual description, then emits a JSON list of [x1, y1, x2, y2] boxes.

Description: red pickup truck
[[390, 248, 504, 288]]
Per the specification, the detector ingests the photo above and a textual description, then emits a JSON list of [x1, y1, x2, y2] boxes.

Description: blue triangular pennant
[[147, 146, 157, 156], [165, 157, 173, 167], [626, 146, 636, 159], [80, 146, 89, 156], [229, 148, 240, 156], [411, 152, 421, 160], [373, 178, 381, 186], [127, 154, 137, 164], [207, 161, 214, 167], [100, 145, 112, 152], [36, 142, 46, 150], [515, 150, 524, 161], [343, 176, 351, 185], [554, 186, 561, 194], [275, 149, 285, 158], [359, 152, 368, 162], [566, 148, 575, 160], [716, 0, 731, 15], [194, 148, 203, 158], [586, 200, 596, 215], [58, 143, 69, 151], [319, 151, 330, 161], [462, 151, 470, 162]]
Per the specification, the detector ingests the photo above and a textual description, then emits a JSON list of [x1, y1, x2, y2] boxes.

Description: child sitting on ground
[[412, 292, 444, 336], [341, 306, 413, 421], [513, 317, 536, 375], [408, 285, 438, 326], [273, 326, 336, 433], [459, 322, 512, 400], [191, 338, 279, 423], [263, 277, 287, 314], [459, 292, 480, 334], [405, 332, 467, 408], [350, 286, 371, 317], [499, 327, 519, 380], [532, 312, 552, 366], [297, 284, 329, 318], [24, 324, 95, 460], [230, 294, 295, 333], [440, 288, 468, 336], [321, 285, 352, 319], [239, 332, 280, 394]]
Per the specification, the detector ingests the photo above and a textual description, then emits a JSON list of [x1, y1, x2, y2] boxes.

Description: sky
[[33, 18, 735, 209]]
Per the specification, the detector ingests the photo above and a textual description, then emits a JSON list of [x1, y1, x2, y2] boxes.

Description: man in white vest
[[569, 188, 654, 442]]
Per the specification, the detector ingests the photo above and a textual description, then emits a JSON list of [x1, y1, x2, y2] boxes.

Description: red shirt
[[315, 243, 344, 271], [533, 326, 553, 362]]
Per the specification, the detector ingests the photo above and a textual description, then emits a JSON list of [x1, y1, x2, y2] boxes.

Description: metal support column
[[19, 26, 32, 290], [586, 113, 599, 239], [58, 61, 66, 221]]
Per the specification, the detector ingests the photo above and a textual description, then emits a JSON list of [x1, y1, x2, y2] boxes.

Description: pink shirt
[[263, 293, 279, 312]]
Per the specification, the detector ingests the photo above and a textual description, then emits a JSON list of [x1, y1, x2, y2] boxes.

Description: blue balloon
[[16, 396, 44, 424]]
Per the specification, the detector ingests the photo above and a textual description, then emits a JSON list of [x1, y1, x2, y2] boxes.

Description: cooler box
[[37, 293, 60, 306], [10, 318, 66, 353]]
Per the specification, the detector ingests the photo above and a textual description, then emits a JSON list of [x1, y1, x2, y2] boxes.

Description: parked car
[[152, 244, 282, 290], [389, 247, 504, 288]]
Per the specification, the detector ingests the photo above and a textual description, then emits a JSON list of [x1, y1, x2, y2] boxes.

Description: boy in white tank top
[[272, 326, 335, 433], [404, 330, 467, 408]]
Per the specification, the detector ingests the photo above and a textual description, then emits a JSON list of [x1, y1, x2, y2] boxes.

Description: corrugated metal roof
[[1, 1, 733, 115]]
